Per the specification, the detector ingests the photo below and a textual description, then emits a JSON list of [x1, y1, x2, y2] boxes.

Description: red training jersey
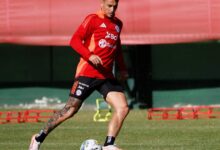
[[70, 11, 127, 79]]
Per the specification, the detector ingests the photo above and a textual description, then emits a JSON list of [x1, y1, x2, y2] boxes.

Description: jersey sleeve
[[70, 14, 96, 61]]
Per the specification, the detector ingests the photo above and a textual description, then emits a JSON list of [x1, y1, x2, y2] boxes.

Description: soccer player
[[28, 0, 129, 150]]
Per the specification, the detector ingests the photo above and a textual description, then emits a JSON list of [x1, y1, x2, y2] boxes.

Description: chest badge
[[115, 25, 120, 33], [98, 39, 107, 48]]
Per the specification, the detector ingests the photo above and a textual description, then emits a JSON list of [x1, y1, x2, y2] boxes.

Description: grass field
[[1, 109, 220, 150]]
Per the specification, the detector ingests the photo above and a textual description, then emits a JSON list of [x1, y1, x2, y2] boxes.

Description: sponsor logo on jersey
[[100, 23, 107, 28], [105, 31, 118, 41]]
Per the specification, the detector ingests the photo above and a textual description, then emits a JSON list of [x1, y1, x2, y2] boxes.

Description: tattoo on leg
[[43, 97, 81, 134], [43, 106, 70, 134]]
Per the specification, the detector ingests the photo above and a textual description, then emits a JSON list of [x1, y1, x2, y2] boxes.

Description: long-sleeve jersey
[[70, 10, 127, 79]]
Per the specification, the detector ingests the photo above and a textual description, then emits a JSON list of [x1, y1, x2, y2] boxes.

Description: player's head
[[100, 0, 119, 18]]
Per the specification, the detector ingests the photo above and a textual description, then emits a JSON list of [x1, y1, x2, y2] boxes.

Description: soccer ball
[[80, 139, 102, 150]]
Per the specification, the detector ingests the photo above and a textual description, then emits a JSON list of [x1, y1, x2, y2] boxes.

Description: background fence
[[1, 42, 220, 108]]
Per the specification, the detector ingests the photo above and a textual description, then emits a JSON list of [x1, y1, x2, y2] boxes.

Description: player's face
[[101, 0, 118, 18]]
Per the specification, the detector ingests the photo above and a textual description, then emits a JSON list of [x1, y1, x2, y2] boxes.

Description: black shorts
[[69, 76, 124, 101]]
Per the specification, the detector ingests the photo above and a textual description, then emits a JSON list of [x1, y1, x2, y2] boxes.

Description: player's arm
[[88, 54, 103, 66], [70, 15, 95, 61]]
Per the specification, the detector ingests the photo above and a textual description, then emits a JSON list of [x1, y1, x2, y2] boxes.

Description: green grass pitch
[[1, 110, 220, 150]]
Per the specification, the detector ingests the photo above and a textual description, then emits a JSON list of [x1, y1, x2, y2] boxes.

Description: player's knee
[[117, 105, 129, 118], [66, 107, 77, 118], [64, 97, 82, 119], [66, 105, 82, 118], [123, 106, 130, 116]]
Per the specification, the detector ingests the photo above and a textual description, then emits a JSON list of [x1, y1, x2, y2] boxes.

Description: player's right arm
[[70, 15, 97, 62]]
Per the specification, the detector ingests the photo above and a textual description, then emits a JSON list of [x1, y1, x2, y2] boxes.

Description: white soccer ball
[[80, 139, 102, 150]]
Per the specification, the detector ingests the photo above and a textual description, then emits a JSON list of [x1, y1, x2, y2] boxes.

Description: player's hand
[[89, 54, 103, 66]]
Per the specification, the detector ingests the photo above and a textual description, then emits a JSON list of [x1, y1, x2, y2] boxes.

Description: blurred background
[[0, 0, 220, 109]]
